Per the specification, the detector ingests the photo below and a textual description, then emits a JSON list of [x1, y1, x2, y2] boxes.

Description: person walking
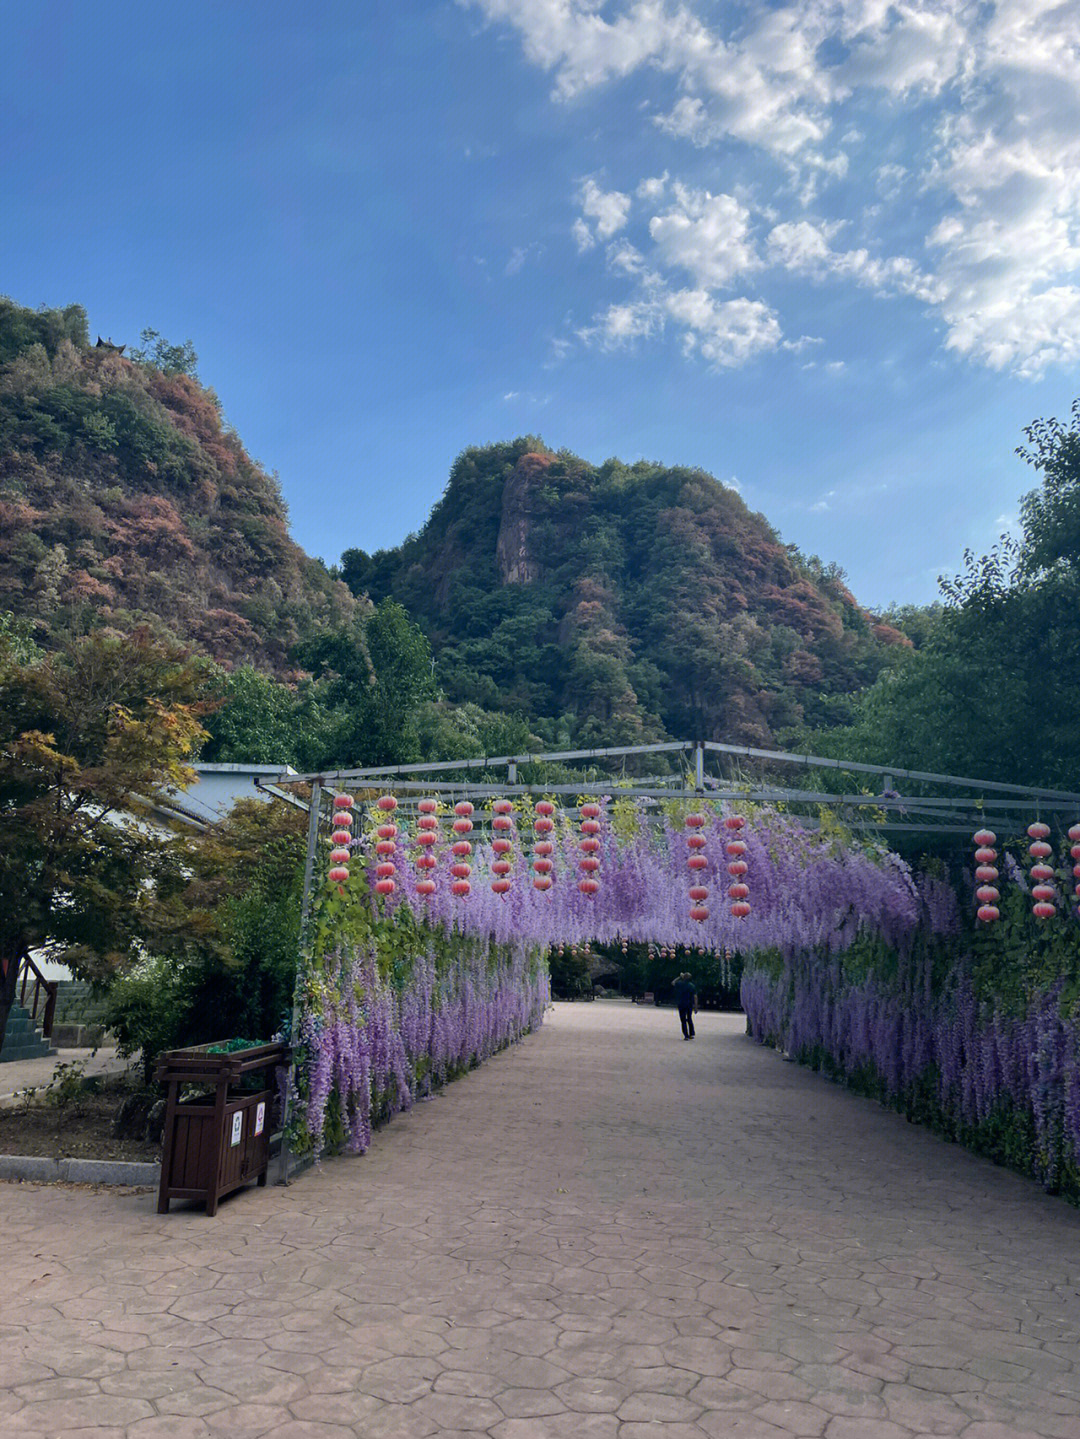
[[672, 971, 697, 1040]]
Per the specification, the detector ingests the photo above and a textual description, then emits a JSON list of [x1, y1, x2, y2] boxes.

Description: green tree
[[0, 628, 211, 1057], [128, 327, 200, 378], [201, 665, 302, 765]]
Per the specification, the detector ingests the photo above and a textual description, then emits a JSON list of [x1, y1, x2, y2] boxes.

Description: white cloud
[[580, 177, 631, 239], [572, 217, 595, 253], [466, 0, 1080, 377], [648, 186, 760, 289]]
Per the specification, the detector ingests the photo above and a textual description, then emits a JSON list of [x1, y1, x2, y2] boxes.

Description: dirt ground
[[0, 1076, 160, 1161]]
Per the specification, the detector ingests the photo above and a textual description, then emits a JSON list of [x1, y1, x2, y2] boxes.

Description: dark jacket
[[673, 979, 696, 1010]]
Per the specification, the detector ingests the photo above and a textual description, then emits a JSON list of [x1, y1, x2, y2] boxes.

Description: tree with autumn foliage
[[0, 621, 212, 1058]]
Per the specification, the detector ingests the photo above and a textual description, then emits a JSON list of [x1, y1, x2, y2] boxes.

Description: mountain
[[0, 298, 354, 671], [341, 439, 908, 749]]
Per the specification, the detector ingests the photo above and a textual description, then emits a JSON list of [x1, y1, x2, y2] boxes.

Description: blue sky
[[4, 1, 1080, 607]]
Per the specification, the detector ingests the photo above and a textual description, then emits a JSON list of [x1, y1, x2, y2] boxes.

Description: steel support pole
[[278, 781, 322, 1184]]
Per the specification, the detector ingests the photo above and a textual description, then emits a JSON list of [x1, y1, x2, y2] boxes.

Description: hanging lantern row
[[725, 814, 750, 919], [973, 828, 999, 922], [372, 794, 398, 897], [415, 796, 438, 899], [686, 811, 708, 922], [533, 799, 554, 891], [579, 802, 601, 897], [492, 799, 513, 895], [329, 792, 354, 892], [1027, 821, 1056, 919], [451, 800, 473, 897], [1071, 823, 1080, 916]]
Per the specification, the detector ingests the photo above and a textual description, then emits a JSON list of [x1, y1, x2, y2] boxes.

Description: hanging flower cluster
[[1071, 823, 1080, 914], [329, 793, 353, 891], [491, 799, 514, 895], [1028, 822, 1056, 918], [533, 799, 554, 891], [686, 812, 708, 922], [578, 801, 601, 897], [725, 814, 750, 918], [374, 795, 398, 896], [415, 797, 439, 899], [973, 828, 999, 922], [451, 801, 473, 897]]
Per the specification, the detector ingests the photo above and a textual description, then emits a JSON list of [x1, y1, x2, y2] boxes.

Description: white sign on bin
[[230, 1111, 243, 1147], [254, 1101, 266, 1136]]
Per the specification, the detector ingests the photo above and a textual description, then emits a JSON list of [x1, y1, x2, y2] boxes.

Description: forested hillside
[[342, 440, 907, 748], [0, 298, 354, 671]]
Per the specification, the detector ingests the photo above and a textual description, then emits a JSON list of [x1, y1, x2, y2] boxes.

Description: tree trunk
[[0, 949, 28, 1064]]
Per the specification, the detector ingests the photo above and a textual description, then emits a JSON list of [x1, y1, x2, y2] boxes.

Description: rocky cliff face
[[495, 452, 551, 585], [342, 438, 905, 749]]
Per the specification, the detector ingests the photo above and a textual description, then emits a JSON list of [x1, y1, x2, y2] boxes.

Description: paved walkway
[[2, 1000, 1079, 1438], [0, 1046, 127, 1107]]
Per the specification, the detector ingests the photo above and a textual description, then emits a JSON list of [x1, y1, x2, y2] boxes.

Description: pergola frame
[[264, 738, 1080, 1182]]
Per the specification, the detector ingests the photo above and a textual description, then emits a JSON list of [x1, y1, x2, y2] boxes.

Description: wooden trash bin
[[155, 1041, 288, 1215]]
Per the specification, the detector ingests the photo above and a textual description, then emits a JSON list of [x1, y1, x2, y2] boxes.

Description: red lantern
[[1031, 863, 1054, 882], [453, 817, 473, 835], [581, 818, 600, 836], [973, 828, 995, 847], [534, 840, 553, 856], [578, 878, 599, 896], [689, 886, 708, 902], [687, 834, 707, 850], [376, 862, 395, 880], [1034, 901, 1055, 919], [535, 816, 554, 835], [724, 815, 745, 831], [1028, 821, 1050, 840], [454, 801, 474, 817], [418, 797, 438, 814], [534, 875, 552, 892], [417, 830, 437, 847], [376, 841, 395, 857], [686, 813, 706, 829], [330, 847, 350, 865], [375, 879, 395, 896], [726, 840, 747, 856], [731, 900, 751, 918], [452, 841, 472, 857], [690, 906, 709, 922], [376, 823, 397, 840], [536, 800, 554, 816], [493, 815, 513, 832], [332, 810, 354, 829], [1032, 884, 1056, 902], [418, 814, 438, 831], [974, 865, 998, 883], [492, 878, 511, 894], [492, 860, 511, 877], [580, 856, 600, 874], [333, 793, 354, 810], [417, 853, 436, 871], [332, 830, 351, 847], [728, 860, 748, 877], [417, 879, 436, 897], [452, 879, 471, 897], [377, 795, 398, 813], [688, 855, 708, 871], [729, 883, 749, 900], [977, 904, 1000, 922], [581, 802, 600, 819], [976, 885, 999, 904], [580, 836, 600, 854], [329, 865, 349, 884], [533, 857, 552, 874], [451, 863, 471, 880], [1029, 840, 1052, 860], [494, 799, 513, 815], [493, 837, 512, 855], [974, 847, 996, 865]]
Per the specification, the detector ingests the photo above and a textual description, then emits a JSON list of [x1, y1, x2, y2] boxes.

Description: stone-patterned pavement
[[2, 999, 1079, 1438]]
